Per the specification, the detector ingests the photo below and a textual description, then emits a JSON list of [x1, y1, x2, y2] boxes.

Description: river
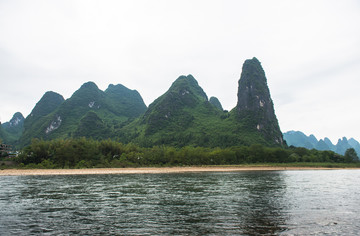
[[0, 170, 359, 235]]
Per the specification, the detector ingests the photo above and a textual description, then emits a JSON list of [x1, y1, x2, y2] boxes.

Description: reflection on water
[[0, 170, 360, 235], [239, 172, 287, 235]]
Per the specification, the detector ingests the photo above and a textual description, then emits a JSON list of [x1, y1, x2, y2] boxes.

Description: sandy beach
[[0, 166, 353, 176]]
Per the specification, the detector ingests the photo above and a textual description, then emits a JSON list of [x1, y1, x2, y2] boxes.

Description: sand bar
[[0, 166, 356, 176]]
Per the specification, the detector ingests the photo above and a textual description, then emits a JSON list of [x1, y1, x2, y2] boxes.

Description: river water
[[0, 170, 359, 235]]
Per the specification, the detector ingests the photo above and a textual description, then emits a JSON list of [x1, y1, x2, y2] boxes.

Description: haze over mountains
[[283, 131, 360, 155], [0, 58, 288, 148]]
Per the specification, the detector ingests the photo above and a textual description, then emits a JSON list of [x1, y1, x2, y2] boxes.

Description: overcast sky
[[1, 0, 360, 143]]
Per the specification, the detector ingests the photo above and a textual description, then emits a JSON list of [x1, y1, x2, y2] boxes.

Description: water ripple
[[0, 170, 359, 235]]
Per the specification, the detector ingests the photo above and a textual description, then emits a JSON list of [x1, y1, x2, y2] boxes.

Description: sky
[[1, 0, 360, 144]]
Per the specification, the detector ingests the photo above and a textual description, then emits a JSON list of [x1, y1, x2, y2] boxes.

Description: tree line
[[10, 138, 359, 169]]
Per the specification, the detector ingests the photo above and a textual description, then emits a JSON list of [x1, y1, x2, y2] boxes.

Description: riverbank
[[1, 166, 359, 176]]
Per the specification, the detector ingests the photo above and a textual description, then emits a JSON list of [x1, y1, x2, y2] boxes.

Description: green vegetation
[[0, 112, 24, 145], [15, 58, 286, 150], [0, 126, 7, 145], [8, 58, 356, 171], [12, 138, 359, 169], [209, 96, 223, 111], [120, 74, 279, 148], [19, 82, 147, 146], [344, 148, 359, 163], [20, 91, 65, 146]]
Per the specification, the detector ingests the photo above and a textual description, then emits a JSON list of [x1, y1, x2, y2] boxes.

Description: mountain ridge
[[119, 58, 285, 148], [283, 130, 360, 155], [19, 82, 147, 146], [5, 57, 286, 149]]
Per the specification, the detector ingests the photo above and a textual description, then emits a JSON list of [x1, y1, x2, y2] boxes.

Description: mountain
[[308, 134, 318, 147], [235, 57, 284, 146], [20, 91, 65, 146], [122, 58, 284, 148], [141, 75, 208, 134], [335, 137, 353, 156], [122, 74, 226, 147], [0, 112, 25, 145], [348, 138, 360, 155], [283, 130, 360, 155], [28, 91, 65, 118], [324, 137, 335, 151], [283, 131, 315, 149], [16, 57, 285, 148], [2, 112, 24, 131], [23, 91, 65, 132], [105, 84, 147, 118], [315, 139, 330, 151], [0, 125, 7, 142], [209, 97, 223, 111], [19, 82, 147, 146]]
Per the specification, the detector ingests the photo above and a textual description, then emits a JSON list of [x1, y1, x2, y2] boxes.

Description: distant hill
[[283, 130, 360, 155], [0, 112, 25, 145]]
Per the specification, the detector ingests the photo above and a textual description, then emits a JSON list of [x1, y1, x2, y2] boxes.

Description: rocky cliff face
[[236, 57, 284, 145], [2, 112, 24, 129]]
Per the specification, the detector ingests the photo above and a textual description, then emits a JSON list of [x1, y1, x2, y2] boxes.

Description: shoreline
[[0, 166, 358, 176]]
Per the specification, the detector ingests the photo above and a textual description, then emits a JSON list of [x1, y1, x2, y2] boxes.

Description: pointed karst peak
[[43, 91, 65, 101], [172, 74, 198, 87], [105, 83, 147, 117], [142, 74, 210, 135], [239, 57, 264, 80], [169, 74, 208, 101], [236, 57, 284, 146], [1, 112, 25, 131], [79, 81, 99, 90], [106, 83, 128, 92], [12, 112, 24, 121], [209, 97, 223, 111], [70, 81, 103, 101], [9, 112, 24, 126], [105, 83, 141, 96], [29, 91, 64, 118], [236, 57, 272, 112]]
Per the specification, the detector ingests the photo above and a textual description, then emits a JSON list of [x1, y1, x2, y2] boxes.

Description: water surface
[[0, 170, 359, 235]]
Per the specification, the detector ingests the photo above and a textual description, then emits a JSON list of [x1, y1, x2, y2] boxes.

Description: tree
[[344, 148, 359, 163]]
